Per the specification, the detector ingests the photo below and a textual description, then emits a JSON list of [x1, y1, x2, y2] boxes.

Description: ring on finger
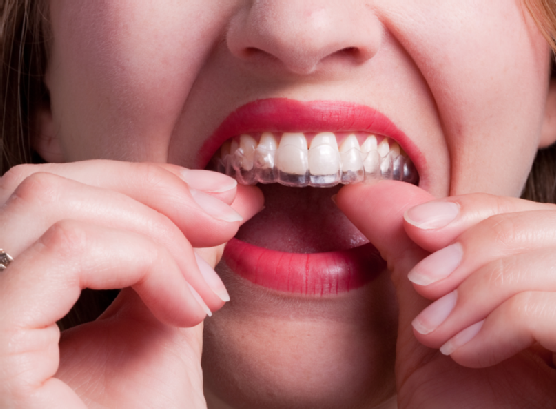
[[0, 249, 14, 271]]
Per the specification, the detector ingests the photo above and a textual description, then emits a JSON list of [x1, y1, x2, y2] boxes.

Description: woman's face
[[44, 1, 554, 408]]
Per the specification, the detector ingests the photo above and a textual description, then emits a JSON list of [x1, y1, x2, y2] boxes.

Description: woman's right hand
[[0, 160, 263, 409]]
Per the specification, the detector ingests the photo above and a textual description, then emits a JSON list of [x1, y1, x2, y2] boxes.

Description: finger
[[411, 249, 556, 350], [335, 181, 434, 347], [444, 291, 556, 369], [192, 182, 262, 270], [0, 173, 234, 309], [0, 221, 208, 408], [0, 161, 251, 246], [231, 184, 265, 222], [403, 192, 556, 253], [408, 210, 556, 299], [195, 245, 226, 268], [166, 166, 239, 204], [1, 161, 239, 202]]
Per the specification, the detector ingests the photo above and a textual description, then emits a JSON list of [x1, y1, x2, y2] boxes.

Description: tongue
[[235, 184, 369, 253]]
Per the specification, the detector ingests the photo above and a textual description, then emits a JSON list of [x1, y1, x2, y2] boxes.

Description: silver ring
[[0, 249, 13, 271]]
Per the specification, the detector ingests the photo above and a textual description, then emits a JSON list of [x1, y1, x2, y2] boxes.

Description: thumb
[[335, 181, 436, 359]]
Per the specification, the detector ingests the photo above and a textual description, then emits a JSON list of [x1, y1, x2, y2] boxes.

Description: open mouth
[[202, 99, 420, 296]]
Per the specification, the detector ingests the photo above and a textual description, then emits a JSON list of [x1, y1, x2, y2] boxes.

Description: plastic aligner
[[212, 145, 419, 188]]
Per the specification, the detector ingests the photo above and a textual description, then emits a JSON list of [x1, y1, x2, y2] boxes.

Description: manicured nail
[[408, 243, 463, 286], [190, 189, 243, 222], [440, 319, 485, 355], [180, 169, 237, 193], [195, 253, 230, 302], [187, 283, 212, 317], [412, 290, 458, 335], [405, 201, 460, 230]]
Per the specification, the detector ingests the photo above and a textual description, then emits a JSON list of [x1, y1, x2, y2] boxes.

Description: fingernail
[[187, 283, 212, 317], [412, 290, 458, 335], [190, 189, 243, 222], [405, 201, 460, 230], [440, 319, 485, 355], [180, 169, 237, 193], [408, 243, 463, 286], [195, 253, 230, 302]]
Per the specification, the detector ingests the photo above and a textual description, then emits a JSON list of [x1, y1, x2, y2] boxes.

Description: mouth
[[201, 98, 421, 296]]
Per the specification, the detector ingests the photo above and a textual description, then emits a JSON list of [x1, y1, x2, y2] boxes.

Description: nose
[[227, 0, 383, 75]]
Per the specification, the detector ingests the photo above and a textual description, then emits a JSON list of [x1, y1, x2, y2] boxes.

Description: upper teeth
[[212, 132, 418, 187]]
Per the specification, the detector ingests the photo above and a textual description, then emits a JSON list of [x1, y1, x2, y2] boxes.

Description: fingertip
[[440, 320, 484, 357], [187, 282, 213, 317], [232, 184, 265, 222], [190, 189, 244, 223]]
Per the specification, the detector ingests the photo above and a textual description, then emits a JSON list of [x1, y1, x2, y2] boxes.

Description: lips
[[200, 98, 420, 295]]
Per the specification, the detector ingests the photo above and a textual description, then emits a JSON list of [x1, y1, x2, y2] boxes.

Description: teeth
[[389, 141, 401, 158], [256, 132, 278, 168], [239, 134, 257, 171], [361, 135, 379, 175], [214, 132, 418, 187], [308, 133, 341, 186], [377, 139, 391, 161], [339, 134, 364, 184]]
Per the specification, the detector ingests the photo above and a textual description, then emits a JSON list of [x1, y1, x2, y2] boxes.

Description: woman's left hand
[[336, 181, 556, 408], [403, 187, 556, 368]]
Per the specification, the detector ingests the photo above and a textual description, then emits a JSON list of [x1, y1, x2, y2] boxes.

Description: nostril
[[332, 47, 365, 62], [339, 47, 359, 56], [241, 47, 283, 67], [244, 47, 260, 57]]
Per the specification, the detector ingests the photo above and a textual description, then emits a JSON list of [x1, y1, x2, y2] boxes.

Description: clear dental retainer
[[211, 133, 419, 188]]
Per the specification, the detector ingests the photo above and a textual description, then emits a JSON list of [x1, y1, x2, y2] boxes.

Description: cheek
[[383, 0, 551, 196], [47, 0, 232, 162]]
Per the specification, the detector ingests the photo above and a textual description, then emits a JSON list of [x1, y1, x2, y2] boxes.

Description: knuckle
[[489, 194, 518, 215], [481, 257, 520, 291], [482, 258, 508, 290], [128, 163, 183, 201], [0, 326, 61, 403], [486, 213, 521, 248], [11, 172, 64, 206], [130, 162, 168, 187], [0, 164, 36, 196], [40, 220, 89, 258], [145, 211, 183, 242], [505, 292, 541, 323]]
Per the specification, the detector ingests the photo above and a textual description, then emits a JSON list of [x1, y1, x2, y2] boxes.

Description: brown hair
[[0, 0, 48, 173], [522, 0, 556, 203], [2, 1, 556, 327]]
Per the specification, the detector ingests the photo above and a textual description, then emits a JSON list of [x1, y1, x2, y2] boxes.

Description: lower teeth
[[212, 146, 419, 188]]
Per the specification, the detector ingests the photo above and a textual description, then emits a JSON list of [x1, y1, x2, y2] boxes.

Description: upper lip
[[197, 97, 423, 180]]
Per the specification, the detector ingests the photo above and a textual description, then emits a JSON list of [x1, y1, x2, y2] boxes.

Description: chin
[[199, 98, 421, 408], [202, 263, 399, 409]]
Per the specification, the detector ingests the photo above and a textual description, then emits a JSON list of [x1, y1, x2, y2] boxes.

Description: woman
[[2, 1, 556, 408]]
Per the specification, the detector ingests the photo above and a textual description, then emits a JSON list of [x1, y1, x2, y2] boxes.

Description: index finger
[[403, 193, 556, 253], [0, 161, 263, 247]]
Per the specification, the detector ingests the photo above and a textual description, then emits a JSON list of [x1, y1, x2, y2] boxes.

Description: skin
[[1, 0, 556, 408]]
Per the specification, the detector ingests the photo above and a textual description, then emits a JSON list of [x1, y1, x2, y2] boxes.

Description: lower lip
[[223, 239, 386, 295]]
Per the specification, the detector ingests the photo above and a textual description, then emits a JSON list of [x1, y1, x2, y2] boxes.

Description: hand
[[0, 161, 263, 409], [336, 181, 556, 409]]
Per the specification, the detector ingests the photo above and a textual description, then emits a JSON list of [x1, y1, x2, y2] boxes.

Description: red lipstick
[[203, 98, 413, 295], [197, 98, 422, 170], [224, 239, 386, 295]]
